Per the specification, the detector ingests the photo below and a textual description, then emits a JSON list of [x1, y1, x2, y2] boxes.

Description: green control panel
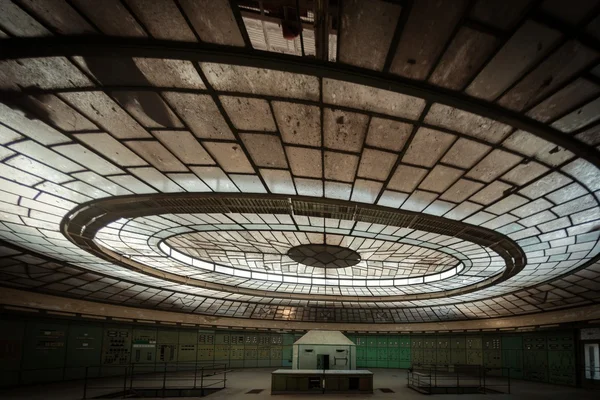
[[0, 316, 579, 388]]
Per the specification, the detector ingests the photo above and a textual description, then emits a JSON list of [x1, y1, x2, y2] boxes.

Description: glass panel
[[585, 343, 600, 380]]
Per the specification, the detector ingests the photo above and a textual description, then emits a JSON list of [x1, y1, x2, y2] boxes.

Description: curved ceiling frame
[[1, 36, 599, 168], [62, 193, 525, 303]]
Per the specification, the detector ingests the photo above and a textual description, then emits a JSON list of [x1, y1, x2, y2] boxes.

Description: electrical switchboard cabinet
[[524, 350, 548, 382], [132, 328, 156, 366], [367, 336, 377, 348], [377, 336, 388, 347], [399, 335, 411, 368], [21, 322, 68, 384], [377, 347, 388, 368], [356, 347, 366, 368], [466, 337, 483, 366], [0, 315, 583, 388], [483, 336, 502, 373], [270, 347, 283, 367], [388, 347, 399, 361], [22, 321, 67, 384], [245, 333, 258, 347], [283, 334, 295, 346], [523, 334, 548, 382], [177, 330, 197, 363], [501, 336, 523, 379], [197, 345, 214, 361], [451, 336, 466, 349], [101, 326, 131, 368], [355, 336, 367, 347], [466, 336, 482, 349], [399, 336, 410, 348], [198, 331, 214, 345], [0, 320, 24, 386], [230, 345, 244, 359], [483, 349, 502, 367], [243, 333, 258, 367], [436, 338, 450, 365], [244, 349, 258, 368], [271, 334, 283, 346], [282, 346, 293, 367], [423, 337, 436, 365], [230, 345, 245, 368], [411, 337, 424, 365], [466, 349, 483, 365], [390, 351, 401, 368], [483, 337, 501, 350], [547, 332, 575, 385], [215, 332, 229, 345], [449, 336, 465, 365], [65, 324, 103, 379], [366, 347, 377, 368], [258, 333, 270, 347], [214, 332, 231, 367], [215, 344, 230, 366], [230, 332, 244, 345], [156, 330, 178, 364], [257, 348, 270, 368]]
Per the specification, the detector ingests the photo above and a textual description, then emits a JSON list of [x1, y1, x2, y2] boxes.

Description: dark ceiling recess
[[287, 244, 362, 268], [236, 0, 339, 59]]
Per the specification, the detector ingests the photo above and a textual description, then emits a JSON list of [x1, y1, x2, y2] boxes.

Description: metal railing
[[407, 364, 511, 394], [81, 362, 227, 399]]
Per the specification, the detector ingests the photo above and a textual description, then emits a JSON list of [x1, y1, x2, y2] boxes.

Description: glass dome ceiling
[[0, 0, 599, 326]]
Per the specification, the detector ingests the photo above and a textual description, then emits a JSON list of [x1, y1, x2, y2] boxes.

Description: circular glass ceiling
[[65, 194, 525, 303], [162, 230, 459, 277], [1, 0, 600, 325]]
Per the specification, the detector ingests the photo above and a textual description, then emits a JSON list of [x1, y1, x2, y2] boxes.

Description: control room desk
[[271, 369, 373, 394]]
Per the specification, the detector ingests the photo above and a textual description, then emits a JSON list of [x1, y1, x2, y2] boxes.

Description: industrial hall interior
[[1, 0, 600, 399]]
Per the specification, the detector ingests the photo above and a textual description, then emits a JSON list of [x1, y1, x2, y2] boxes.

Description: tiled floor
[[0, 368, 598, 399]]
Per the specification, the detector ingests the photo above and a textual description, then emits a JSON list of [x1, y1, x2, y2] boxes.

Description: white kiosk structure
[[292, 330, 356, 370], [271, 330, 372, 394]]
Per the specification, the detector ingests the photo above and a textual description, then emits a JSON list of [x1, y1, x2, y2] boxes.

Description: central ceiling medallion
[[287, 244, 361, 269]]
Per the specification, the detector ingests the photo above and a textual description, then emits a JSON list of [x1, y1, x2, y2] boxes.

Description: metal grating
[[155, 198, 230, 214], [292, 200, 355, 220], [221, 197, 290, 214], [411, 217, 461, 237], [355, 208, 415, 227]]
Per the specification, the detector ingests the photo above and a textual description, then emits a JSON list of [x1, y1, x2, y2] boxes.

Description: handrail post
[[457, 367, 459, 389], [163, 362, 167, 396], [200, 367, 204, 397], [483, 366, 486, 392], [129, 364, 133, 391], [224, 365, 227, 389], [508, 367, 511, 394], [83, 366, 88, 400], [430, 367, 432, 391], [124, 366, 128, 395], [193, 362, 198, 389]]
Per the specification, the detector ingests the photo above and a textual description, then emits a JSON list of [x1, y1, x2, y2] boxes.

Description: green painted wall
[[0, 315, 578, 387]]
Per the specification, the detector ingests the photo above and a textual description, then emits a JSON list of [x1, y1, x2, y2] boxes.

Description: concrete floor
[[0, 368, 598, 399]]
